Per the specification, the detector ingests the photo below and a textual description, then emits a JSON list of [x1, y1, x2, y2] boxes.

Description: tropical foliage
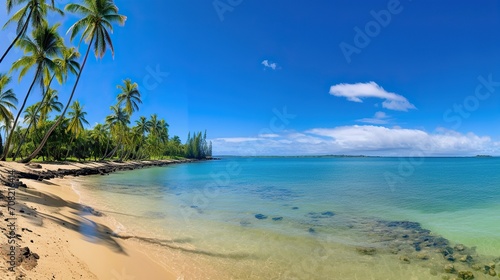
[[0, 0, 212, 162]]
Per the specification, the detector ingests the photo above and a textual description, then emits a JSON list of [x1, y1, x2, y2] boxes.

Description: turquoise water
[[73, 158, 500, 279]]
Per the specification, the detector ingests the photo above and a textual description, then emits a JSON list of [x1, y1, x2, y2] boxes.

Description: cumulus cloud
[[262, 60, 279, 70], [211, 125, 499, 156], [357, 111, 390, 124], [329, 82, 416, 111]]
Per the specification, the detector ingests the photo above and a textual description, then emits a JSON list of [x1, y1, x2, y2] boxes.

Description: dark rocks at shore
[[2, 160, 196, 188], [272, 217, 283, 221], [0, 245, 39, 271]]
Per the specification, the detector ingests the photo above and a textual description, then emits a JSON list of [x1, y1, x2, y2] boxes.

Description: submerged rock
[[458, 255, 473, 263], [471, 264, 482, 271], [321, 211, 335, 217], [457, 270, 474, 280], [308, 228, 316, 234], [399, 255, 411, 263], [416, 252, 429, 260], [444, 264, 455, 273], [306, 211, 336, 219], [272, 217, 283, 221], [254, 214, 267, 220], [454, 244, 465, 251], [356, 247, 376, 255]]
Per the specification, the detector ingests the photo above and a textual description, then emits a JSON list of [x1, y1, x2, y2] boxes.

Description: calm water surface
[[72, 157, 500, 279]]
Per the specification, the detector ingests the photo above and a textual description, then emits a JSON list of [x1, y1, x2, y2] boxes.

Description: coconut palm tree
[[38, 88, 63, 124], [23, 0, 126, 163], [1, 0, 62, 64], [12, 88, 63, 160], [65, 100, 89, 159], [103, 104, 129, 159], [2, 22, 63, 160], [132, 116, 150, 158], [0, 74, 18, 155], [89, 123, 108, 160], [117, 79, 141, 115], [0, 74, 18, 124]]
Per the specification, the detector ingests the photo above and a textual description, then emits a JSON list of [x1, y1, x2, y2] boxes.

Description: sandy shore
[[0, 160, 194, 280]]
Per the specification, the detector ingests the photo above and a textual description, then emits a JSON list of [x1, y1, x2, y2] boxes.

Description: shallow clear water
[[72, 157, 500, 279]]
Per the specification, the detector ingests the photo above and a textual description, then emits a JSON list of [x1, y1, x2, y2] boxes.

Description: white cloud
[[259, 133, 280, 138], [216, 137, 260, 143], [329, 82, 416, 111], [262, 60, 279, 70], [357, 111, 390, 124], [211, 125, 499, 156]]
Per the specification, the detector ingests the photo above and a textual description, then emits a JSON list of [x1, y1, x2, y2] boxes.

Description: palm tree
[[117, 79, 141, 115], [1, 0, 63, 64], [65, 100, 89, 159], [147, 114, 160, 137], [90, 123, 108, 160], [132, 116, 150, 159], [12, 88, 63, 160], [23, 0, 126, 163], [158, 119, 169, 143], [103, 104, 129, 159], [38, 88, 63, 124], [12, 104, 40, 160], [0, 74, 18, 124], [2, 23, 63, 160], [0, 74, 18, 155]]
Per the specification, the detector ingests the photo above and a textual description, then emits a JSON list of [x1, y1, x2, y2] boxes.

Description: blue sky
[[1, 0, 500, 155]]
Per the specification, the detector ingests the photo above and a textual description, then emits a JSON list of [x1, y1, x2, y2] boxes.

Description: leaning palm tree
[[1, 23, 63, 161], [117, 79, 141, 116], [1, 0, 63, 64], [23, 0, 126, 163], [65, 100, 89, 159]]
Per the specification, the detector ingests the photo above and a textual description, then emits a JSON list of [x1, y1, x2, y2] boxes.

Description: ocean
[[71, 157, 500, 279]]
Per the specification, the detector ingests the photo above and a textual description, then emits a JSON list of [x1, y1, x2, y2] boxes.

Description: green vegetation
[[0, 0, 212, 162]]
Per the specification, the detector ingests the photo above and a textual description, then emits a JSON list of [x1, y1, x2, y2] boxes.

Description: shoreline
[[0, 159, 197, 279]]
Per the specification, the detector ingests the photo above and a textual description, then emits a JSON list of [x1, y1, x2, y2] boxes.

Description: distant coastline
[[215, 155, 497, 158]]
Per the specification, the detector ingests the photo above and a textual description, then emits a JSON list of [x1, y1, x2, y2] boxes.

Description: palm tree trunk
[[65, 135, 75, 160], [100, 137, 110, 161], [1, 67, 41, 161], [0, 9, 32, 65], [22, 37, 94, 163]]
